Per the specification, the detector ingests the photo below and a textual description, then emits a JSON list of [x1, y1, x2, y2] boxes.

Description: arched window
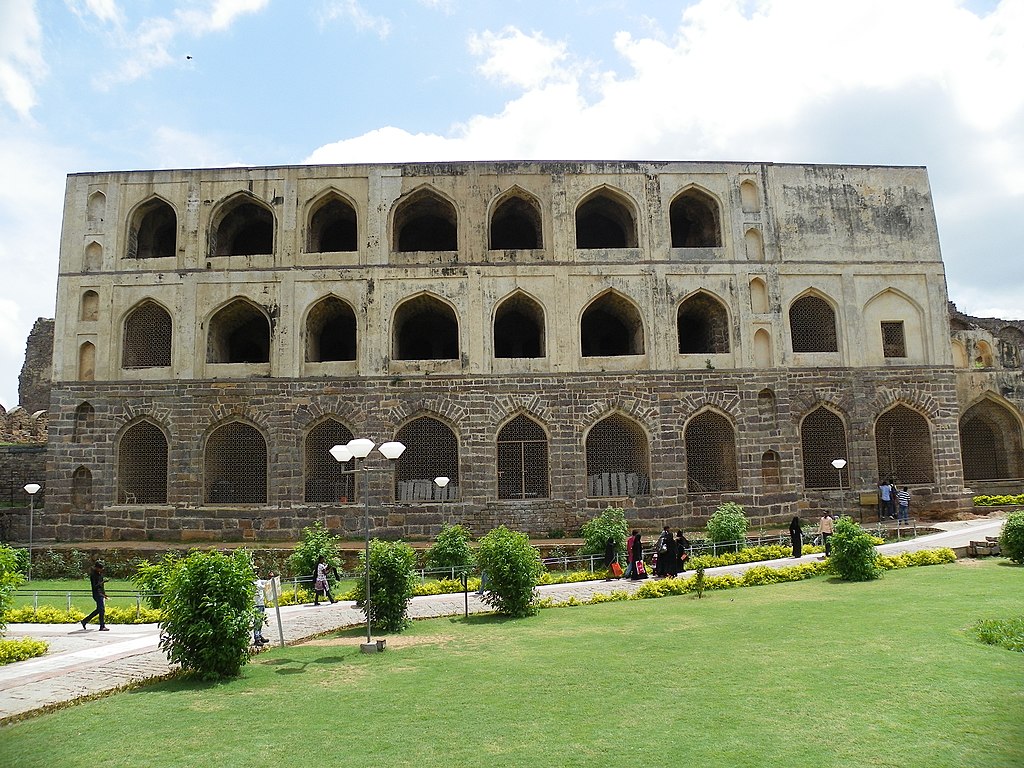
[[118, 421, 168, 504], [87, 191, 106, 226], [670, 189, 721, 247], [304, 419, 356, 502], [211, 197, 274, 256], [575, 190, 637, 249], [81, 291, 99, 321], [394, 189, 457, 252], [754, 329, 773, 368], [497, 415, 550, 499], [790, 295, 838, 353], [800, 407, 850, 489], [122, 301, 172, 368], [127, 198, 176, 259], [875, 405, 935, 484], [206, 299, 271, 363], [494, 292, 545, 358], [581, 292, 644, 357], [393, 295, 458, 360], [749, 278, 769, 314], [204, 421, 267, 504], [84, 242, 102, 271], [73, 402, 94, 443], [740, 180, 760, 213], [974, 340, 994, 368], [685, 411, 738, 492], [71, 466, 93, 512], [490, 192, 542, 250], [78, 342, 96, 381], [585, 414, 650, 497], [677, 292, 729, 354], [305, 297, 357, 362], [959, 400, 1024, 481], [308, 194, 357, 253], [394, 417, 459, 501]]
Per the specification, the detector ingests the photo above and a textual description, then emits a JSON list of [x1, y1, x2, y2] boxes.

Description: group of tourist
[[878, 480, 912, 523], [788, 513, 834, 558], [604, 527, 692, 581]]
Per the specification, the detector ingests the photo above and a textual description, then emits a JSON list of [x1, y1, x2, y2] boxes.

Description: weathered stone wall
[[18, 317, 53, 414], [0, 406, 47, 444], [0, 445, 47, 542]]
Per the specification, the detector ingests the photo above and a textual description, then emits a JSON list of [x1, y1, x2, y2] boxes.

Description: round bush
[[1000, 510, 1024, 564], [424, 524, 475, 573], [0, 545, 26, 634], [705, 502, 749, 550], [287, 522, 344, 583], [579, 506, 628, 559], [829, 516, 882, 581], [476, 526, 544, 617], [158, 549, 256, 680], [351, 539, 417, 633]]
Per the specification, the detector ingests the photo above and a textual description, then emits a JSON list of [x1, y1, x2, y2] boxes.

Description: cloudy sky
[[0, 0, 1021, 409]]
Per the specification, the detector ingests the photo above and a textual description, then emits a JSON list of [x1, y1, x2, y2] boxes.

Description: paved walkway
[[0, 517, 1005, 724]]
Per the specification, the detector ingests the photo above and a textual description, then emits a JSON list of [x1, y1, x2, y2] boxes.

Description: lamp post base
[[360, 639, 386, 653]]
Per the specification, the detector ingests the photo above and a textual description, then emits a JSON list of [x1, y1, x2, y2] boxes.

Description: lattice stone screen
[[118, 421, 168, 503], [801, 407, 849, 488], [960, 400, 1024, 481], [875, 405, 935, 484], [204, 422, 267, 504], [497, 415, 550, 499], [395, 417, 459, 501], [881, 321, 907, 358], [304, 420, 355, 502], [685, 412, 738, 492], [790, 296, 838, 353], [585, 414, 650, 497], [122, 302, 172, 368]]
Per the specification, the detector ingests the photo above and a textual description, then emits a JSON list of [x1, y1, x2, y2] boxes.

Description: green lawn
[[13, 579, 141, 612], [1, 561, 1021, 767]]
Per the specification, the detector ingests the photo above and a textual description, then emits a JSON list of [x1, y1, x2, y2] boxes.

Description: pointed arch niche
[[393, 188, 458, 252], [581, 291, 644, 357], [81, 291, 99, 321], [393, 294, 459, 360], [206, 298, 271, 364], [862, 288, 925, 364], [127, 197, 177, 259], [789, 293, 838, 354], [494, 291, 545, 358], [84, 242, 103, 272], [490, 189, 542, 250], [744, 228, 765, 261], [307, 192, 358, 253], [210, 194, 274, 257], [585, 413, 650, 497], [875, 404, 935, 484], [575, 188, 637, 249], [959, 398, 1024, 482], [670, 188, 722, 248], [122, 300, 172, 369], [685, 410, 738, 492], [305, 296, 357, 362], [677, 291, 730, 355]]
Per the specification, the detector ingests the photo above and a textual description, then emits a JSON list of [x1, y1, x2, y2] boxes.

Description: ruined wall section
[[18, 318, 54, 415]]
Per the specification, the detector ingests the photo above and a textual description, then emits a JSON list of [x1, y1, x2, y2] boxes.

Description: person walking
[[896, 486, 911, 524], [819, 513, 834, 557], [630, 532, 647, 580], [313, 556, 336, 606], [675, 530, 691, 573], [789, 516, 803, 558], [603, 536, 620, 580], [81, 560, 108, 631], [654, 525, 675, 577]]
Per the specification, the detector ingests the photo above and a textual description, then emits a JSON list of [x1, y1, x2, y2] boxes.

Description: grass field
[[1, 560, 1021, 767]]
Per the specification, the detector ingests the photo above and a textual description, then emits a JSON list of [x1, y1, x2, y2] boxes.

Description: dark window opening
[[497, 415, 550, 499], [677, 293, 730, 353], [875, 405, 935, 484], [212, 201, 274, 256], [881, 321, 907, 358], [128, 200, 177, 259], [304, 420, 356, 503], [801, 407, 850, 489], [581, 293, 644, 356], [685, 411, 738, 492], [960, 400, 1024, 481], [670, 190, 722, 247], [490, 195, 542, 249], [394, 296, 458, 360], [790, 296, 838, 353], [576, 193, 637, 249], [205, 422, 267, 504], [118, 421, 168, 504], [394, 191, 457, 251], [494, 294, 545, 358], [585, 414, 650, 497], [395, 417, 459, 501], [207, 300, 271, 363], [309, 197, 357, 252], [122, 301, 172, 368], [306, 297, 357, 362]]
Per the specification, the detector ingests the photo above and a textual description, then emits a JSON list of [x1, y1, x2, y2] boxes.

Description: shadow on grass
[[447, 613, 520, 627]]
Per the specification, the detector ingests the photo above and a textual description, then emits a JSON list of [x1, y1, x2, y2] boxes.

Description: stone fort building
[[40, 160, 1024, 543]]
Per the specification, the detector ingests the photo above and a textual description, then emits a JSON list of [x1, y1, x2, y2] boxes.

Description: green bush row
[[686, 544, 826, 570], [973, 494, 1024, 506], [5, 604, 162, 625], [0, 637, 48, 665]]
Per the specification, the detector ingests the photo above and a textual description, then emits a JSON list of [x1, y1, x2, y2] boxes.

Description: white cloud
[[320, 0, 392, 39], [0, 0, 46, 119], [66, 0, 124, 25], [468, 28, 571, 90]]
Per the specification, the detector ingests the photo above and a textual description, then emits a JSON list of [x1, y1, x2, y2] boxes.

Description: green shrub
[[158, 549, 256, 680], [579, 506, 628, 560], [974, 616, 1024, 652], [287, 522, 344, 582], [476, 526, 544, 617], [0, 637, 48, 664], [5, 604, 161, 624], [132, 552, 181, 609], [0, 544, 26, 634], [423, 524, 475, 573], [999, 510, 1024, 564], [30, 549, 88, 580], [829, 516, 882, 581], [973, 493, 1024, 507], [705, 502, 748, 551], [350, 539, 417, 633]]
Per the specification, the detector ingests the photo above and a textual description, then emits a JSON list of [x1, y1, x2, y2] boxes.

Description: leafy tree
[[1000, 510, 1024, 564], [476, 526, 544, 618], [287, 522, 344, 583], [579, 506, 628, 560], [0, 545, 26, 635], [423, 524, 475, 573], [706, 502, 749, 551], [829, 516, 882, 581], [132, 552, 182, 609], [350, 539, 417, 632], [158, 549, 256, 680]]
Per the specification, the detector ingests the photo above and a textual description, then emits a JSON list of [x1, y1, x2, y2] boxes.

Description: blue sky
[[0, 0, 1022, 409]]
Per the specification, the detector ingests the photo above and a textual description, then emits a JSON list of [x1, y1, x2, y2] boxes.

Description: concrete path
[[0, 517, 1005, 724]]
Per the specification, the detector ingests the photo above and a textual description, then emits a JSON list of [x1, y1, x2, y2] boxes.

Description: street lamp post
[[831, 458, 848, 520], [23, 483, 41, 581], [434, 476, 450, 527], [332, 438, 405, 653]]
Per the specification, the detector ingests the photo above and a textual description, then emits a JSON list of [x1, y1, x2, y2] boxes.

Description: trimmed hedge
[[0, 637, 48, 665], [973, 494, 1024, 507]]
